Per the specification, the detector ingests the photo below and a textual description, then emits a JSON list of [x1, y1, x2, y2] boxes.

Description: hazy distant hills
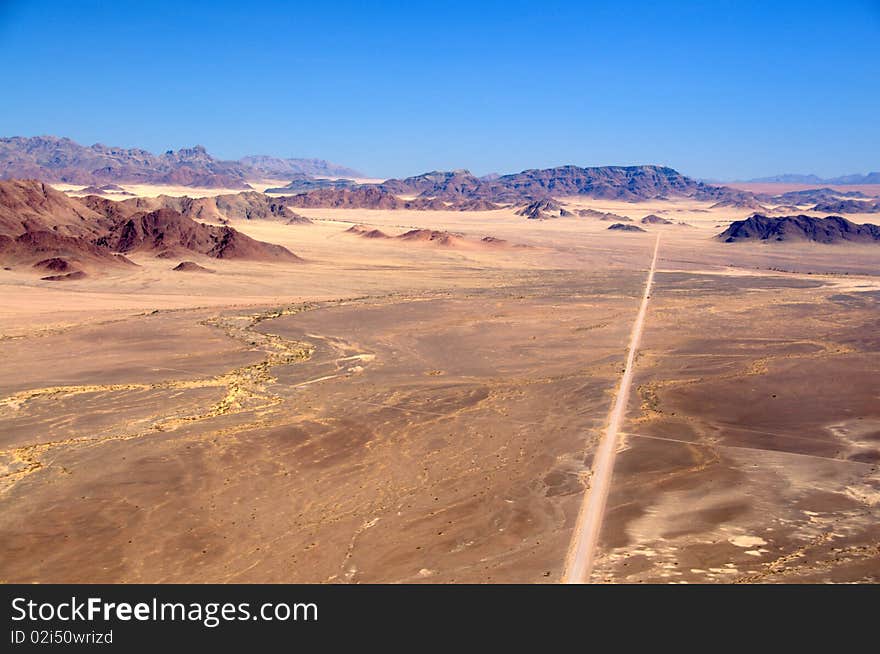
[[744, 172, 880, 185], [0, 137, 250, 188], [265, 174, 359, 194], [0, 136, 361, 188], [238, 155, 361, 179]]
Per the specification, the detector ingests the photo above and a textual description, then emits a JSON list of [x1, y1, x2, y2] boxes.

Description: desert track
[[562, 235, 661, 583]]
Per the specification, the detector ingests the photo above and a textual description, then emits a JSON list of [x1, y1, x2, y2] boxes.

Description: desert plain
[[1, 190, 879, 584]]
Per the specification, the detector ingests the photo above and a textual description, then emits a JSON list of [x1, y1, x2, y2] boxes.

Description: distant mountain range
[[274, 165, 757, 208], [377, 165, 730, 202], [742, 172, 880, 185], [0, 136, 361, 189]]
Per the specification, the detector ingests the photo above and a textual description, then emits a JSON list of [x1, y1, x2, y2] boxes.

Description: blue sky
[[1, 0, 878, 179]]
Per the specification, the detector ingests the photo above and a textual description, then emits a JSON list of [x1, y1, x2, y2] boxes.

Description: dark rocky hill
[[718, 214, 880, 243], [96, 208, 300, 260], [379, 169, 484, 198], [515, 199, 573, 220], [608, 223, 646, 232]]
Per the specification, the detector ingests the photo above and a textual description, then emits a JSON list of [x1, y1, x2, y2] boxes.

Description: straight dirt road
[[562, 234, 661, 583]]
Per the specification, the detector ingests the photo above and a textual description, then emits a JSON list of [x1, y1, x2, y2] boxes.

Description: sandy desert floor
[[1, 198, 878, 583]]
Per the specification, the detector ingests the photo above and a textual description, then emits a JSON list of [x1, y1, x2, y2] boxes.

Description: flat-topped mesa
[[718, 214, 880, 243]]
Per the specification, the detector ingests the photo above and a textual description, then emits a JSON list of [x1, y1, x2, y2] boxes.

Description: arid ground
[[1, 195, 878, 583]]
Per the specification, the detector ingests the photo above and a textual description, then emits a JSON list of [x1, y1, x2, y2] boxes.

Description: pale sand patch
[[730, 535, 769, 548]]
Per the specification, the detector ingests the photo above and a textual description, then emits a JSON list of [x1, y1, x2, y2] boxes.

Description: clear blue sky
[[1, 0, 878, 179]]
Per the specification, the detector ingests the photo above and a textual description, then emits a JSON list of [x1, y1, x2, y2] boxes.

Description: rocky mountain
[[378, 169, 484, 198], [377, 165, 723, 203], [718, 214, 880, 243], [284, 164, 749, 208], [0, 178, 113, 238], [281, 186, 451, 210], [0, 136, 361, 189], [96, 208, 300, 260], [0, 179, 300, 275], [0, 180, 130, 272], [81, 191, 304, 224], [0, 230, 135, 274], [485, 165, 720, 202]]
